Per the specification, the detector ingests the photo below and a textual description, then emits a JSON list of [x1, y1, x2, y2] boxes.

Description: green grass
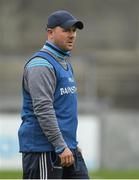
[[90, 170, 139, 179], [0, 170, 22, 179], [1, 169, 139, 179]]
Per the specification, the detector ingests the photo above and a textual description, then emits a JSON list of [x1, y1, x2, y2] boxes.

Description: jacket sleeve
[[24, 57, 67, 152]]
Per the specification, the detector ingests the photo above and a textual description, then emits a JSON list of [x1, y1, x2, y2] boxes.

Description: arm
[[24, 62, 67, 151]]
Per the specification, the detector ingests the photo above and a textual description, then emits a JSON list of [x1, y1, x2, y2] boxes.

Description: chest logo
[[60, 86, 77, 95]]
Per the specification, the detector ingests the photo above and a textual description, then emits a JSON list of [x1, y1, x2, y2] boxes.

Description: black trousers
[[22, 149, 89, 179]]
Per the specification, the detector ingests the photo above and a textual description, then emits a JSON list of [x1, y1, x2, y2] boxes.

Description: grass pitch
[[1, 169, 139, 179]]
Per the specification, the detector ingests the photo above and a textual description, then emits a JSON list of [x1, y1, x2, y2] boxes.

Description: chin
[[67, 46, 73, 51], [67, 48, 72, 51], [62, 45, 73, 51]]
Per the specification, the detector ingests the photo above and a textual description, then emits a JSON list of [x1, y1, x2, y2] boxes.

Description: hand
[[58, 147, 74, 167]]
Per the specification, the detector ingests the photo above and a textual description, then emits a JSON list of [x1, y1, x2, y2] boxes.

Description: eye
[[73, 28, 77, 32]]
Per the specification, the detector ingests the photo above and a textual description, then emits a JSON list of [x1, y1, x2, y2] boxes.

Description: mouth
[[67, 42, 73, 45]]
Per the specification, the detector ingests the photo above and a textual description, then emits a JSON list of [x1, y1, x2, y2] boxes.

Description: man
[[18, 10, 89, 179]]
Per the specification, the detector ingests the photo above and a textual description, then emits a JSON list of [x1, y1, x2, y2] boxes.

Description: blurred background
[[0, 0, 139, 178]]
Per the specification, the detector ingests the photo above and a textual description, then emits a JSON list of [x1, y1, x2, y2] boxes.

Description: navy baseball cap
[[47, 10, 84, 30]]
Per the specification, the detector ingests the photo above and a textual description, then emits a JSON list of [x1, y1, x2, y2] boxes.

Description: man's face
[[48, 26, 77, 51]]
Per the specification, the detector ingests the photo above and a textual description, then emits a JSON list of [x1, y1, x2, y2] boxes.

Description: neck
[[48, 40, 70, 53], [46, 41, 71, 56], [42, 41, 71, 60]]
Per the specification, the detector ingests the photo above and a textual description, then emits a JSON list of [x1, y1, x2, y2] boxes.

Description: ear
[[47, 28, 54, 39], [47, 28, 53, 34]]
